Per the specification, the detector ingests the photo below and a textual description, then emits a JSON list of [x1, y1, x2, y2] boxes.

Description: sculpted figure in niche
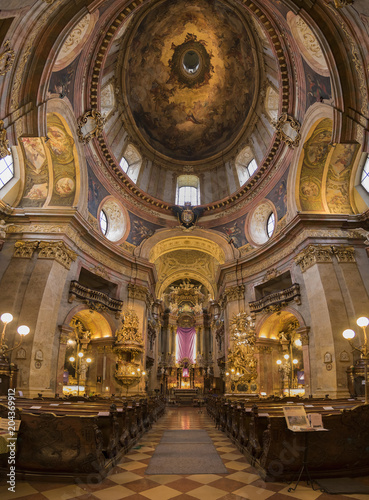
[[0, 220, 9, 238]]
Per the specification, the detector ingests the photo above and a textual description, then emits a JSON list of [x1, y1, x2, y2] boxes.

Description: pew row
[[0, 396, 165, 480], [206, 396, 369, 481]]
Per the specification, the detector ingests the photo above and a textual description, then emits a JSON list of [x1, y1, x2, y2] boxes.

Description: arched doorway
[[258, 311, 306, 397], [62, 310, 112, 396]]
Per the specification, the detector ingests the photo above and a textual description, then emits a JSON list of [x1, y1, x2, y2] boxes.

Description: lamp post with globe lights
[[0, 313, 30, 359], [342, 316, 369, 404], [0, 313, 30, 395]]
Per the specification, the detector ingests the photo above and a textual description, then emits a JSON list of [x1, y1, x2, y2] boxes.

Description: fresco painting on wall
[[267, 169, 288, 220], [20, 138, 49, 207], [49, 63, 77, 101], [47, 113, 77, 206], [88, 165, 110, 217], [127, 214, 163, 246], [326, 144, 358, 214], [213, 217, 247, 248], [299, 118, 332, 212], [304, 62, 332, 109]]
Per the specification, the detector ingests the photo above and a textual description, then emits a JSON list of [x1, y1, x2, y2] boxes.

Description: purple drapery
[[176, 327, 196, 363]]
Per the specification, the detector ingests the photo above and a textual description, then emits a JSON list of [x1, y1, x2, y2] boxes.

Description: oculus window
[[361, 155, 369, 194], [0, 154, 14, 189], [176, 175, 200, 205]]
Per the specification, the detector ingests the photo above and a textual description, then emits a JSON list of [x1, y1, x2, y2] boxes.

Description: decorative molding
[[327, 3, 367, 120], [273, 114, 301, 149], [249, 283, 301, 317], [128, 283, 152, 306], [296, 326, 310, 346], [256, 345, 273, 354], [262, 268, 280, 282], [295, 245, 333, 273], [220, 285, 245, 307], [0, 121, 11, 159], [38, 241, 77, 269], [69, 280, 123, 317], [13, 240, 39, 258], [10, 1, 62, 112], [348, 228, 369, 245], [77, 109, 106, 144], [0, 40, 15, 77], [332, 245, 356, 263], [332, 0, 353, 8]]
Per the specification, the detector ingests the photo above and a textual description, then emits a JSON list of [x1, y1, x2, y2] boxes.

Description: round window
[[246, 201, 277, 246], [182, 50, 200, 74], [99, 198, 129, 243]]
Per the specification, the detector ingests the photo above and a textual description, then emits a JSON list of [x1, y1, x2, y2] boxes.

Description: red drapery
[[176, 327, 196, 363]]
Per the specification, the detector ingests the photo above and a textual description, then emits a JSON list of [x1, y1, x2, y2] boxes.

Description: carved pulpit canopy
[[114, 308, 144, 353]]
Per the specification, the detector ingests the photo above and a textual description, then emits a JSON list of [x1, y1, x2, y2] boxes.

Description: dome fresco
[[124, 0, 257, 162]]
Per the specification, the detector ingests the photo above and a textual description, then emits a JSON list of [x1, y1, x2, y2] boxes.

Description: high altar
[[157, 280, 214, 396]]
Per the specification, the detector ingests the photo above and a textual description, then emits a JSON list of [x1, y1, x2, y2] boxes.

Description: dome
[[99, 0, 280, 203]]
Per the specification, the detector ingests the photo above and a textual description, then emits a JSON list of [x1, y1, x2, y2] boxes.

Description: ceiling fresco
[[124, 0, 257, 162]]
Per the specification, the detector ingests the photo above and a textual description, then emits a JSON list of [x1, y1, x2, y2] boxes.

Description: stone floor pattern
[[1, 407, 369, 500]]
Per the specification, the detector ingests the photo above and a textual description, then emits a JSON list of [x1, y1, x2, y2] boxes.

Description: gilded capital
[[14, 240, 39, 258], [332, 245, 356, 263], [295, 245, 333, 273], [38, 241, 77, 269], [220, 284, 245, 305], [128, 283, 152, 306]]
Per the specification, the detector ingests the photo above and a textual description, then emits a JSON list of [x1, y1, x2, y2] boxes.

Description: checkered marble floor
[[1, 407, 368, 500]]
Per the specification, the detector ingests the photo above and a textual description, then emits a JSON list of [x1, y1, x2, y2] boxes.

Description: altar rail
[[0, 395, 165, 480], [206, 395, 368, 481]]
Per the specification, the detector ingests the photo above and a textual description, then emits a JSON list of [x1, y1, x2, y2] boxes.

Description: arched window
[[99, 209, 108, 235], [119, 144, 142, 184], [175, 175, 200, 205], [119, 156, 129, 173], [265, 85, 279, 122], [266, 212, 275, 238], [0, 154, 14, 189], [235, 147, 258, 186], [361, 155, 369, 194]]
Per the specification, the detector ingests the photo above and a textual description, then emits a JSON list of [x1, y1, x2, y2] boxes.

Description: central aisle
[[1, 408, 367, 499], [93, 408, 367, 500]]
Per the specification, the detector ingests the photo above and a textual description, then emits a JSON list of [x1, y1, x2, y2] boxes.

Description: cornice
[[4, 208, 156, 280], [217, 213, 369, 284]]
